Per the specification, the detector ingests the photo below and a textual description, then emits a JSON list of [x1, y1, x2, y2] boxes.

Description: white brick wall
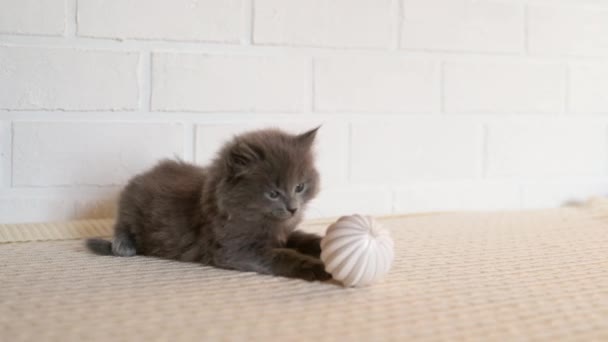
[[254, 0, 393, 48], [78, 0, 244, 42], [0, 0, 65, 36], [152, 54, 310, 112], [0, 47, 139, 110], [350, 120, 482, 182], [315, 57, 439, 112], [528, 5, 608, 56], [393, 181, 521, 213], [1, 0, 608, 223], [444, 61, 566, 113], [486, 121, 607, 178], [12, 122, 184, 186], [401, 0, 524, 53], [569, 64, 608, 113], [0, 197, 76, 223], [0, 121, 9, 187]]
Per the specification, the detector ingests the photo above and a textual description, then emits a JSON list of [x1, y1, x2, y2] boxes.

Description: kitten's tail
[[86, 232, 137, 257], [86, 238, 113, 255]]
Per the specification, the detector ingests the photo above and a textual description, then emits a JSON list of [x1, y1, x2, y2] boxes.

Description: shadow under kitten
[[86, 127, 331, 281]]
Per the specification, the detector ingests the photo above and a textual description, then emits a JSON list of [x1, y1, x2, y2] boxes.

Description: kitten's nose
[[287, 207, 298, 215]]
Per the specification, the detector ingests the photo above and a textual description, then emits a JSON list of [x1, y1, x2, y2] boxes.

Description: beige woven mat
[[1, 202, 607, 341]]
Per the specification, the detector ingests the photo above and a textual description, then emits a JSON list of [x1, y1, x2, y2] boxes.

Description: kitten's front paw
[[299, 237, 322, 258], [297, 259, 332, 281], [286, 232, 322, 258]]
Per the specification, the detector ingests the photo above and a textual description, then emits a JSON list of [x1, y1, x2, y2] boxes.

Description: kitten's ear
[[228, 141, 263, 171], [296, 126, 320, 148]]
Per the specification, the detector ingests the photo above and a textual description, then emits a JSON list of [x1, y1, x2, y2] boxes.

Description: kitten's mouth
[[271, 211, 296, 221]]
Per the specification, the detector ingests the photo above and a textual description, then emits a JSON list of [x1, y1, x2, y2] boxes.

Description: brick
[[401, 0, 524, 53], [394, 181, 521, 213], [306, 186, 393, 219], [0, 122, 9, 187], [528, 5, 608, 56], [0, 0, 64, 36], [350, 120, 482, 183], [78, 0, 243, 42], [522, 181, 608, 208], [0, 47, 139, 110], [196, 122, 348, 187], [569, 64, 608, 113], [444, 61, 565, 113], [0, 197, 75, 224], [75, 197, 119, 219], [315, 57, 439, 112], [152, 54, 310, 112], [13, 122, 184, 186], [486, 121, 607, 178], [254, 0, 392, 48]]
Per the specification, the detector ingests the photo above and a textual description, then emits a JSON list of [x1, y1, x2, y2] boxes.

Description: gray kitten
[[86, 127, 330, 281]]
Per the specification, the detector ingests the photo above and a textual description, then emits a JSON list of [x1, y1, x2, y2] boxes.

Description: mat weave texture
[[1, 201, 607, 341]]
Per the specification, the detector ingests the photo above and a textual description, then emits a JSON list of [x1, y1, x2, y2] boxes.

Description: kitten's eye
[[266, 191, 280, 200], [295, 183, 305, 193]]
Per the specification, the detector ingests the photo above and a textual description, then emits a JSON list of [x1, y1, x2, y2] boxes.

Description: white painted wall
[[1, 0, 608, 223]]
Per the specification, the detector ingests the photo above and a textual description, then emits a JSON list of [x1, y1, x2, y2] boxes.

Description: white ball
[[320, 214, 394, 287]]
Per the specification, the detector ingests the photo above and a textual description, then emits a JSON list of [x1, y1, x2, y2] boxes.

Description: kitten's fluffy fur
[[86, 127, 330, 281]]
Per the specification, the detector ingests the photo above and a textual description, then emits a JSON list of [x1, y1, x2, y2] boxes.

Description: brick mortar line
[[63, 0, 77, 38], [2, 34, 608, 62], [244, 0, 254, 45], [564, 63, 571, 115]]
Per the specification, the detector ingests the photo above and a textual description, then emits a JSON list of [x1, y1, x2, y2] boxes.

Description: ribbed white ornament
[[320, 215, 394, 287]]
